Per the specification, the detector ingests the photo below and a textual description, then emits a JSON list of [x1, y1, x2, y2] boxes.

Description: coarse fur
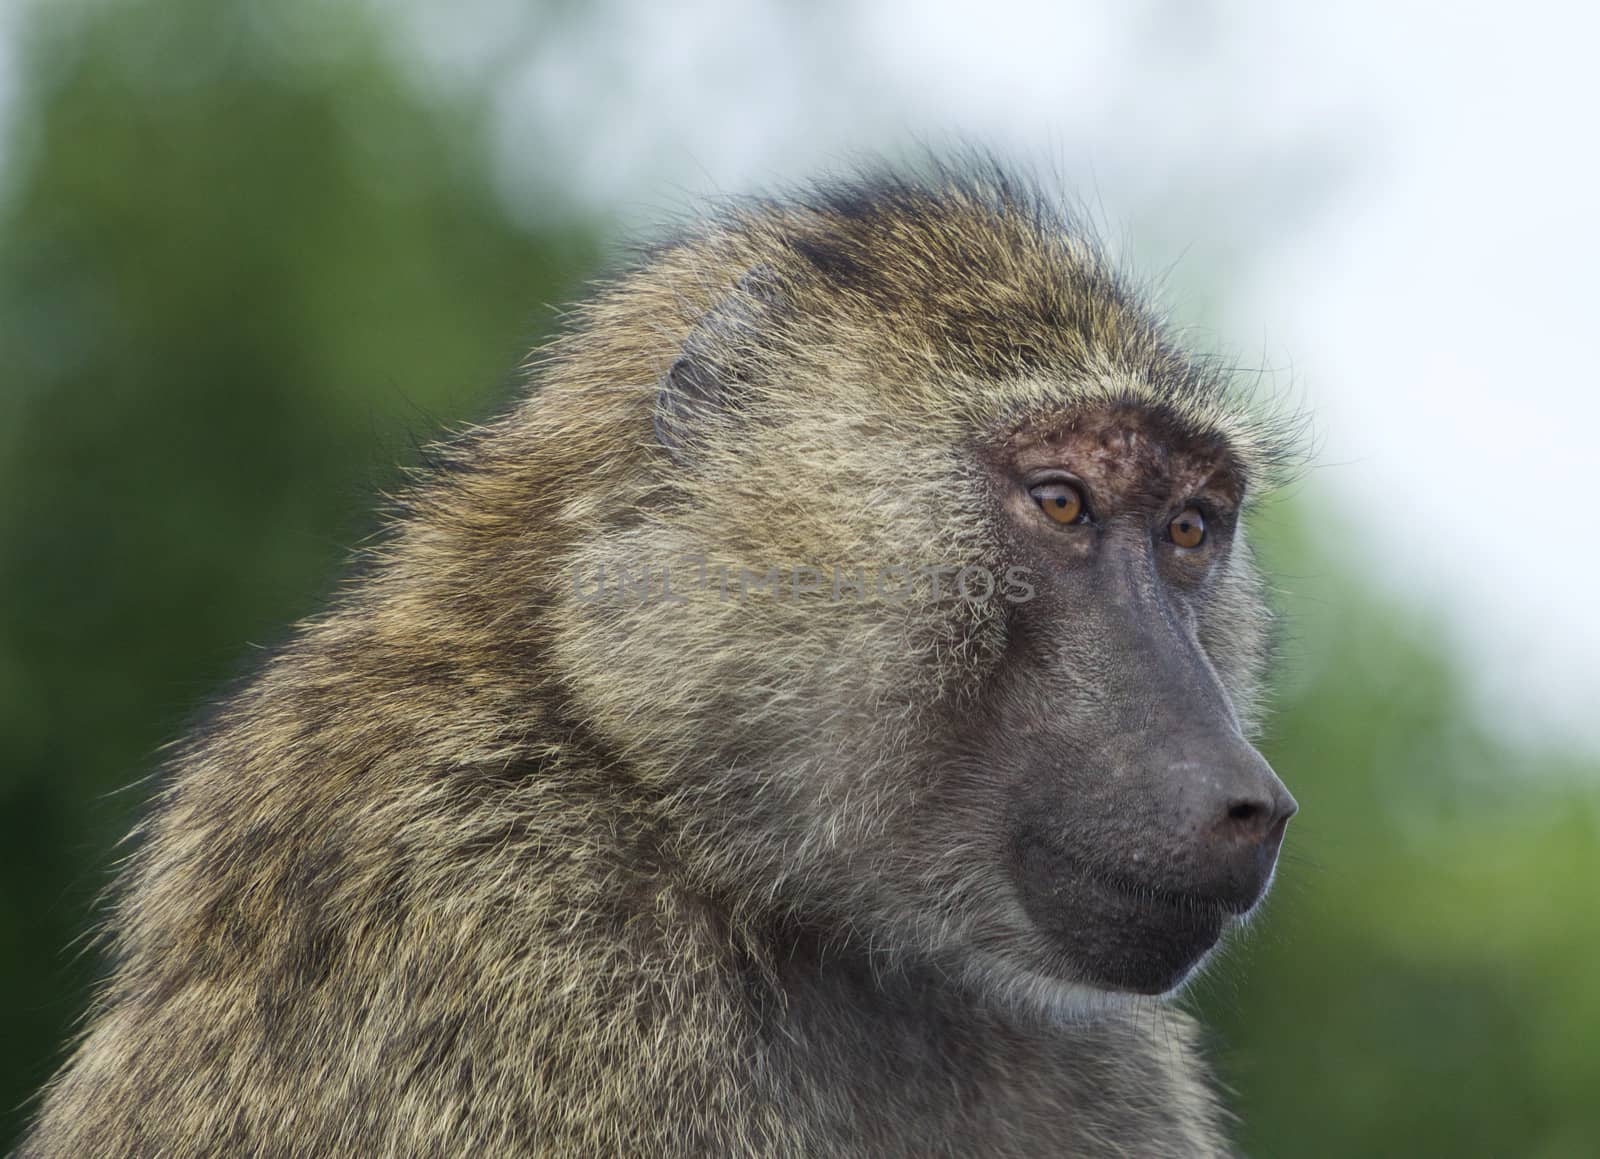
[[20, 162, 1300, 1157]]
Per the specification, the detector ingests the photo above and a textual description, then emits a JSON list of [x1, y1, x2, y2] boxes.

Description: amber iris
[[1033, 481, 1085, 524], [1169, 507, 1206, 548]]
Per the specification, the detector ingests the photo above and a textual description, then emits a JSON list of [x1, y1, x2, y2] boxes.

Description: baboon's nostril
[[1218, 789, 1295, 846]]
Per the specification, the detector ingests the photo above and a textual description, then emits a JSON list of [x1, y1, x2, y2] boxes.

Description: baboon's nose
[[1217, 787, 1298, 848], [1177, 744, 1297, 913], [1216, 790, 1296, 900]]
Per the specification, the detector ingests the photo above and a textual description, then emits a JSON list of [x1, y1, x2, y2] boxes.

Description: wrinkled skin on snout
[[978, 409, 1296, 996]]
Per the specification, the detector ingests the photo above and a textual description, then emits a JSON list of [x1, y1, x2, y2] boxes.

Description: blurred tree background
[[0, 0, 1595, 1154]]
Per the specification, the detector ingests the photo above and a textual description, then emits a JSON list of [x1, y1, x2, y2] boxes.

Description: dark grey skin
[[982, 411, 1296, 996]]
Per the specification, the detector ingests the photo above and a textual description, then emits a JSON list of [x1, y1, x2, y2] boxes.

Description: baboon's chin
[[1017, 871, 1232, 997]]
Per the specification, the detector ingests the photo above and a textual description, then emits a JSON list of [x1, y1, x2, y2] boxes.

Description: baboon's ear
[[654, 265, 783, 462]]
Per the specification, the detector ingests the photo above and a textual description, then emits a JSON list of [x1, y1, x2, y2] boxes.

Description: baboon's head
[[544, 168, 1297, 1001]]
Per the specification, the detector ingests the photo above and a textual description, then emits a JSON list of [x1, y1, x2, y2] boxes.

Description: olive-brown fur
[[19, 164, 1296, 1157]]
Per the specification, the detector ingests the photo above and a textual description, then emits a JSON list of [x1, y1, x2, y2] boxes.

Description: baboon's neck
[[727, 914, 1220, 1157]]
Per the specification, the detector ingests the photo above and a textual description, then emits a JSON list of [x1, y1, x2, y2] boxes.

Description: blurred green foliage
[[0, 0, 1595, 1154], [1200, 511, 1600, 1157]]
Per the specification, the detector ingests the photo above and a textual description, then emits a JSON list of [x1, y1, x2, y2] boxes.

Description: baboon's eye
[[1030, 480, 1086, 525], [1169, 507, 1206, 548]]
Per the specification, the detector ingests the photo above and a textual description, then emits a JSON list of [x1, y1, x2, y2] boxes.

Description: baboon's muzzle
[[1001, 534, 1298, 991]]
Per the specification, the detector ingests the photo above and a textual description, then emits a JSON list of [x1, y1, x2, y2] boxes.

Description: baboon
[[21, 163, 1299, 1157]]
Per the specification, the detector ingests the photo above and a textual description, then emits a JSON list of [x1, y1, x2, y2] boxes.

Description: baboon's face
[[948, 404, 1296, 996], [560, 220, 1298, 1003]]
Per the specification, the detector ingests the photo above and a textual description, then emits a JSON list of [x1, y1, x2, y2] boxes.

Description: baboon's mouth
[[1009, 846, 1235, 995], [1081, 863, 1262, 921], [1068, 876, 1230, 994]]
